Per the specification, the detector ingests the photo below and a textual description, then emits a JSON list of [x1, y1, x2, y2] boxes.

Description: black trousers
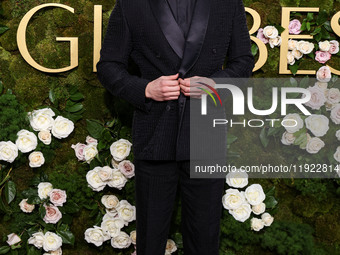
[[134, 159, 225, 255]]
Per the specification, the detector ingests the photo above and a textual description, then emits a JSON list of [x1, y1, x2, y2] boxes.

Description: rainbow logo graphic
[[196, 82, 223, 107]]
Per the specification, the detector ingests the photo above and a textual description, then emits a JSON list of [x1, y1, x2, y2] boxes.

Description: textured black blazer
[[97, 0, 255, 160]]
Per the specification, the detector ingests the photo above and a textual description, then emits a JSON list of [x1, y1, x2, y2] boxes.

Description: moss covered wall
[[0, 0, 339, 255]]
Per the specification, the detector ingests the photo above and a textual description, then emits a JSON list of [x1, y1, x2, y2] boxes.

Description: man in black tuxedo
[[97, 0, 254, 254]]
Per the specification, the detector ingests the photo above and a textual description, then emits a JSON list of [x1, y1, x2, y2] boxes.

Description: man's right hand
[[145, 73, 180, 101]]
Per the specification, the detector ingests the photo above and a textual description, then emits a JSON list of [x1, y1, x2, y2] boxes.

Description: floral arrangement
[[222, 170, 276, 232]]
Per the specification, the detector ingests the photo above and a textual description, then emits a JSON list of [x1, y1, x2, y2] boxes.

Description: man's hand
[[145, 73, 180, 101], [179, 76, 216, 98]]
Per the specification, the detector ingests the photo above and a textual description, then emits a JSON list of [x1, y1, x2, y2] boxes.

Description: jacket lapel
[[149, 0, 186, 59]]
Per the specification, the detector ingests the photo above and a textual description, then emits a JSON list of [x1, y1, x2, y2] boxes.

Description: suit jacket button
[[166, 105, 171, 111], [212, 48, 217, 54]]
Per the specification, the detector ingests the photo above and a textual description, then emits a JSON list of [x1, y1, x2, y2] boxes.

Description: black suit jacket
[[97, 0, 255, 161]]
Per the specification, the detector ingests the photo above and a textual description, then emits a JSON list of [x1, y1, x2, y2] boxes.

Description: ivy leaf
[[306, 22, 311, 31], [260, 127, 269, 148], [289, 63, 299, 75], [4, 181, 16, 204], [306, 13, 314, 21], [300, 21, 306, 31], [265, 196, 278, 209], [65, 103, 83, 113], [310, 27, 321, 35], [57, 230, 75, 245], [0, 246, 10, 254]]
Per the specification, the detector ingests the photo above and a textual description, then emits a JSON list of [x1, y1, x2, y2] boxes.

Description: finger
[[180, 85, 190, 93], [164, 85, 180, 92], [161, 80, 179, 87], [164, 73, 179, 80], [165, 96, 180, 100], [164, 91, 181, 97]]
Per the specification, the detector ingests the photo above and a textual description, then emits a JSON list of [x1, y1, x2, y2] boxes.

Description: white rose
[[19, 199, 35, 213], [331, 104, 340, 124], [336, 130, 340, 141], [287, 51, 296, 65], [269, 36, 281, 48], [38, 182, 53, 200], [111, 159, 119, 169], [229, 202, 252, 222], [43, 232, 62, 252], [252, 202, 266, 215], [165, 239, 177, 254], [101, 195, 120, 209], [281, 131, 296, 145], [319, 41, 331, 52], [130, 230, 136, 245], [326, 88, 340, 105], [316, 66, 332, 83], [83, 144, 98, 164], [250, 217, 265, 231], [43, 247, 62, 255], [102, 212, 116, 222], [49, 189, 67, 207], [107, 169, 128, 190], [304, 86, 326, 110], [7, 233, 21, 246], [288, 39, 298, 50], [222, 189, 246, 210], [334, 146, 340, 163], [292, 48, 303, 60], [29, 151, 45, 168], [116, 200, 136, 225], [105, 208, 118, 218], [306, 137, 325, 154], [315, 82, 328, 92], [111, 231, 132, 249], [86, 167, 106, 192], [305, 115, 329, 137], [38, 130, 52, 145], [261, 212, 274, 226], [28, 108, 55, 132], [101, 218, 125, 237], [329, 40, 339, 54], [110, 139, 132, 161], [263, 26, 279, 39], [297, 40, 314, 54], [245, 184, 266, 206], [15, 129, 38, 153], [85, 226, 110, 247], [51, 116, 74, 139], [0, 141, 18, 163], [283, 113, 303, 133], [226, 170, 248, 188], [98, 166, 113, 182], [28, 232, 45, 249]]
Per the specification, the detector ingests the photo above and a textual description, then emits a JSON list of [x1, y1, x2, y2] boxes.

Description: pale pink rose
[[256, 28, 269, 44], [86, 136, 98, 145], [315, 51, 331, 64], [7, 233, 21, 246], [49, 189, 67, 207], [289, 19, 301, 34], [331, 104, 340, 124], [304, 86, 326, 110], [329, 40, 339, 54], [316, 66, 332, 83], [326, 88, 340, 105], [43, 205, 62, 224], [19, 199, 35, 213], [71, 142, 86, 161], [118, 160, 135, 178]]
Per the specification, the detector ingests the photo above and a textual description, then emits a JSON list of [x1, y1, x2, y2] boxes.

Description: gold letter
[[328, 11, 340, 75], [17, 3, 78, 73], [280, 7, 319, 75], [245, 7, 267, 72], [93, 5, 102, 72]]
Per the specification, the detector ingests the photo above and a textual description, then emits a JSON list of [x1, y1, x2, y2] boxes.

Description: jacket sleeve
[[96, 0, 152, 112], [209, 0, 255, 78]]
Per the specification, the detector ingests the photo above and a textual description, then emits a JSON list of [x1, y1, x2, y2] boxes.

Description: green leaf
[[294, 133, 307, 146], [323, 21, 332, 32], [289, 63, 299, 75], [26, 245, 40, 255], [306, 13, 314, 21], [0, 25, 9, 35], [300, 21, 307, 31], [314, 32, 322, 42], [260, 127, 269, 148], [251, 44, 258, 57], [310, 27, 321, 35], [69, 92, 84, 101], [274, 25, 285, 34], [320, 27, 330, 40], [4, 181, 16, 204], [26, 195, 42, 205], [86, 119, 104, 139], [57, 230, 75, 245], [299, 76, 309, 88], [0, 81, 3, 94], [226, 134, 238, 146], [265, 196, 278, 209], [316, 10, 328, 25], [63, 202, 80, 214], [0, 246, 10, 254], [65, 103, 83, 113], [49, 89, 56, 104], [39, 205, 46, 219], [265, 186, 276, 197], [306, 22, 311, 31]]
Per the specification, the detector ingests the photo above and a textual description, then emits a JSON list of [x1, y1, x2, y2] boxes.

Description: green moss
[[315, 212, 340, 243], [292, 195, 334, 218]]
